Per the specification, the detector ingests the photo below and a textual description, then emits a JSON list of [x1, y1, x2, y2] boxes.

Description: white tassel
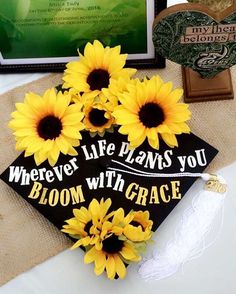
[[138, 174, 227, 281], [108, 162, 227, 281]]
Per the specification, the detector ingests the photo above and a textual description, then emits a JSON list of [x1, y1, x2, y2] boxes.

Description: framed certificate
[[0, 0, 167, 72]]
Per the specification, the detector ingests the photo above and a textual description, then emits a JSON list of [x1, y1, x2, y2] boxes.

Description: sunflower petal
[[14, 128, 36, 137], [114, 109, 139, 124], [161, 133, 178, 148], [93, 40, 106, 68], [114, 255, 126, 279], [55, 136, 69, 154], [48, 142, 60, 166], [167, 88, 183, 103], [84, 246, 97, 264], [34, 150, 47, 166], [70, 239, 84, 250], [129, 130, 146, 148], [120, 244, 139, 261], [8, 118, 34, 130], [147, 128, 159, 149], [62, 113, 84, 125], [94, 250, 106, 270], [67, 146, 78, 156], [62, 126, 81, 139], [119, 93, 139, 113], [158, 81, 173, 100], [106, 255, 116, 280]]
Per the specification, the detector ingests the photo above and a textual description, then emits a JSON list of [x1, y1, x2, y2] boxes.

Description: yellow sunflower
[[62, 198, 113, 250], [62, 40, 136, 96], [9, 88, 84, 166], [123, 211, 153, 242], [113, 76, 191, 149], [84, 209, 141, 280], [82, 93, 117, 135]]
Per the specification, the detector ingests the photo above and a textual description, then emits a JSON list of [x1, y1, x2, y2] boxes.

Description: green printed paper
[[0, 0, 147, 60]]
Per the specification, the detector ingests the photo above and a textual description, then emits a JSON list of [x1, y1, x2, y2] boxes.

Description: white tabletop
[[0, 69, 236, 294]]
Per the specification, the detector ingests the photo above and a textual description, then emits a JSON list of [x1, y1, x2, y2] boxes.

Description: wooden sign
[[153, 3, 236, 102]]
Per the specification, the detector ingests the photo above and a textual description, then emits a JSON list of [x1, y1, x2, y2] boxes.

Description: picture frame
[[0, 0, 167, 72]]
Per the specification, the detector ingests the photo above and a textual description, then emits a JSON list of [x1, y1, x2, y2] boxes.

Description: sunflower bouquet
[[62, 198, 153, 280], [9, 40, 191, 167], [8, 40, 192, 280]]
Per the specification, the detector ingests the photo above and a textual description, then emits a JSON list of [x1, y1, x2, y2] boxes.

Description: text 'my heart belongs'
[[153, 3, 236, 78]]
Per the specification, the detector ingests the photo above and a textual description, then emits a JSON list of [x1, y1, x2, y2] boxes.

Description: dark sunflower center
[[102, 235, 124, 254], [139, 102, 165, 128], [37, 115, 62, 140], [89, 109, 109, 127], [84, 220, 93, 235], [87, 69, 110, 91], [130, 221, 144, 231]]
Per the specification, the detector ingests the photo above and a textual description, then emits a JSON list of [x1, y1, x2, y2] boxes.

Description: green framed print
[[0, 0, 167, 72]]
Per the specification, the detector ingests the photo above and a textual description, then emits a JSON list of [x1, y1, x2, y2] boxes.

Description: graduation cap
[[1, 114, 226, 282], [0, 129, 218, 232], [0, 38, 227, 280]]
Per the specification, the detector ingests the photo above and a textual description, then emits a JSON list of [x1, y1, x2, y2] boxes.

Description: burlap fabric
[[0, 61, 235, 285]]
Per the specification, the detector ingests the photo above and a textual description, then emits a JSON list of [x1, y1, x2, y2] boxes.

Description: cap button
[[99, 157, 111, 170]]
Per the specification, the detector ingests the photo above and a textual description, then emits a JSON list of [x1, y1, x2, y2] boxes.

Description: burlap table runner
[[0, 61, 236, 286]]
